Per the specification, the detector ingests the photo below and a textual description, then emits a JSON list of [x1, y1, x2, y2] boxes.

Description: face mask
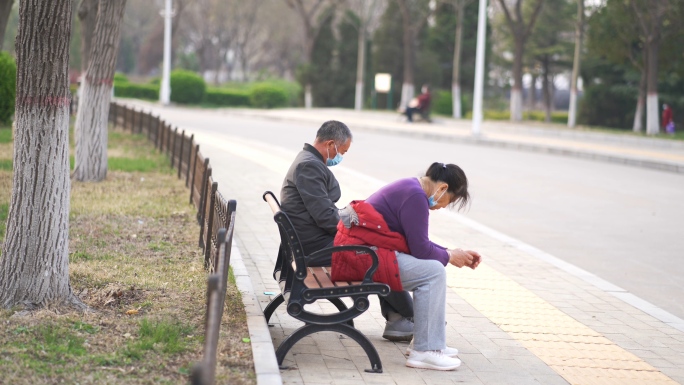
[[326, 144, 343, 166], [428, 188, 447, 208]]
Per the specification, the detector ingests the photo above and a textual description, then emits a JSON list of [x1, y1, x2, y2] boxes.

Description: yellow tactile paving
[[446, 263, 678, 385]]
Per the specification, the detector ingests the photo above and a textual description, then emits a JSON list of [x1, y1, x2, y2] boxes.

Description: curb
[[230, 244, 283, 385]]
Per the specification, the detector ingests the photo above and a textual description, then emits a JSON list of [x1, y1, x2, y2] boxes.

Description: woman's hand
[[448, 248, 482, 269]]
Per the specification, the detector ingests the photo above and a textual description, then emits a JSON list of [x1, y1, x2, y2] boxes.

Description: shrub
[[113, 72, 128, 84], [203, 87, 251, 107], [170, 70, 205, 104], [0, 51, 17, 124], [250, 84, 288, 108], [114, 83, 159, 101]]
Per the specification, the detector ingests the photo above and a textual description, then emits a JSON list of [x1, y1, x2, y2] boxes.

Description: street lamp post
[[159, 0, 172, 105], [472, 0, 488, 136]]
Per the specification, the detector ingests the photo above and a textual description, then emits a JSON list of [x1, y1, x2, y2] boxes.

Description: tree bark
[[645, 37, 660, 135], [510, 38, 524, 121], [527, 73, 536, 110], [567, 0, 584, 128], [74, 0, 128, 182], [78, 0, 98, 73], [396, 0, 417, 109], [633, 50, 647, 132], [498, 0, 545, 122], [0, 0, 14, 50], [542, 55, 551, 122], [354, 15, 366, 111], [1, 0, 82, 310], [452, 0, 465, 118]]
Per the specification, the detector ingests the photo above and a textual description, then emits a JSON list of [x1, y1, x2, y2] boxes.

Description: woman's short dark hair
[[425, 162, 470, 210]]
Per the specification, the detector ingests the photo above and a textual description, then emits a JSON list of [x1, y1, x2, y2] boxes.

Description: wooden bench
[[262, 191, 390, 373]]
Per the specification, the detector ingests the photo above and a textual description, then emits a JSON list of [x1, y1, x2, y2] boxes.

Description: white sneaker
[[405, 350, 461, 371], [405, 339, 459, 357]]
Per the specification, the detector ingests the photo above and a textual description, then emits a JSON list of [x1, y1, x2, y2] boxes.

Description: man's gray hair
[[315, 120, 353, 145]]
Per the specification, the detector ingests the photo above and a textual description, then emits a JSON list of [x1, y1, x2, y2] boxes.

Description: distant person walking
[[662, 104, 674, 134]]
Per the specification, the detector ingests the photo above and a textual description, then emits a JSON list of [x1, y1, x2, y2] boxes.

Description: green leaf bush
[[170, 70, 205, 104], [203, 87, 251, 107], [250, 84, 288, 108], [114, 83, 159, 101], [0, 52, 17, 124]]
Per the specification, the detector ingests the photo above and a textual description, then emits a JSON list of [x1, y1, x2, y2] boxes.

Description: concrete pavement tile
[[532, 373, 570, 385], [475, 371, 541, 385], [460, 353, 496, 372]]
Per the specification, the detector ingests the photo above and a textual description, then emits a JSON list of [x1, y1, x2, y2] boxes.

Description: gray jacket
[[280, 144, 341, 255]]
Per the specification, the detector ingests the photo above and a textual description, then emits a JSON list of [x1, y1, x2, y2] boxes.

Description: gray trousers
[[397, 252, 447, 351]]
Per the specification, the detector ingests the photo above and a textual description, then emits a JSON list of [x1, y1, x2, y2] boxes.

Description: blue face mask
[[326, 144, 343, 166], [428, 188, 447, 208]]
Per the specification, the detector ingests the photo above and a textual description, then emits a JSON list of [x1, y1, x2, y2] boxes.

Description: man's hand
[[448, 248, 482, 270]]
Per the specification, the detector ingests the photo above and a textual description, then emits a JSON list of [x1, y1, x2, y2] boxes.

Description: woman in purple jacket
[[365, 162, 481, 371]]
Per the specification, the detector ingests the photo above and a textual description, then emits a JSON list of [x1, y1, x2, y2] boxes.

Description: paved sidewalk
[[117, 101, 684, 384]]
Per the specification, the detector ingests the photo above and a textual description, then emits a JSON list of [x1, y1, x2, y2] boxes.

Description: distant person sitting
[[662, 104, 675, 134], [405, 85, 431, 123]]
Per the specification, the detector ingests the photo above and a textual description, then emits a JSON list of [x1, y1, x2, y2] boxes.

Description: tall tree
[[74, 0, 127, 182], [394, 0, 431, 109], [450, 0, 473, 118], [78, 0, 98, 73], [567, 0, 584, 128], [284, 0, 331, 109], [496, 0, 545, 121], [0, 0, 82, 309], [526, 0, 574, 122], [0, 0, 14, 49], [347, 0, 385, 111], [631, 0, 669, 135]]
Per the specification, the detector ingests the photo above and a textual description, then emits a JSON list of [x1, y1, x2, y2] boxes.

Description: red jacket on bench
[[331, 201, 409, 291]]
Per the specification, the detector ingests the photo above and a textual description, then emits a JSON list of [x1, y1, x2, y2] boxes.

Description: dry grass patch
[[0, 126, 255, 384]]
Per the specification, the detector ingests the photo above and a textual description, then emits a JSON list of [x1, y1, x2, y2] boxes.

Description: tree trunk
[[645, 38, 660, 135], [1, 0, 82, 310], [568, 0, 584, 128], [527, 74, 536, 110], [633, 57, 647, 132], [542, 56, 551, 122], [510, 39, 524, 121], [0, 0, 14, 50], [452, 0, 465, 118], [78, 0, 98, 73], [398, 4, 416, 109], [354, 16, 366, 111], [74, 0, 127, 182]]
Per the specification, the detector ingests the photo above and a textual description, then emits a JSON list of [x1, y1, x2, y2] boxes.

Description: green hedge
[[0, 52, 16, 124], [250, 84, 288, 108], [170, 70, 205, 104], [203, 87, 251, 107], [464, 109, 568, 124], [114, 72, 128, 84], [114, 83, 159, 101]]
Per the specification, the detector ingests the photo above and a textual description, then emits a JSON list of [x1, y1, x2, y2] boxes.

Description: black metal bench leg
[[327, 298, 354, 327], [276, 323, 383, 373], [264, 293, 285, 323]]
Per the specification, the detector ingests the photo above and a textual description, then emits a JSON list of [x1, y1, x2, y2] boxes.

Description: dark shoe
[[382, 317, 414, 341]]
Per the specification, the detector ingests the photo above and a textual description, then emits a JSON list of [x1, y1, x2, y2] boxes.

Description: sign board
[[374, 73, 392, 93]]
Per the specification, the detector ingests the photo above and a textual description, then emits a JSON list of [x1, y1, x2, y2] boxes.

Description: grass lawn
[[0, 122, 255, 384]]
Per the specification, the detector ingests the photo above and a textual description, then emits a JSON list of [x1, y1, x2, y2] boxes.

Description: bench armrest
[[307, 245, 380, 284]]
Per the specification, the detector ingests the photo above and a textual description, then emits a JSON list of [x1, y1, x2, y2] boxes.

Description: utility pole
[[160, 0, 172, 105], [472, 0, 487, 136]]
